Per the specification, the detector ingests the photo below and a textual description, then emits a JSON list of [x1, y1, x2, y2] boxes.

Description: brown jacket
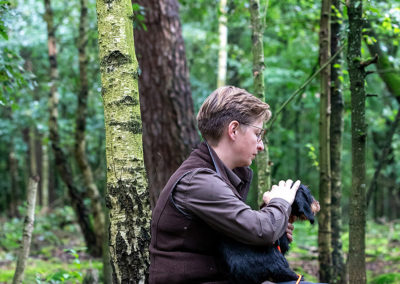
[[149, 142, 290, 283]]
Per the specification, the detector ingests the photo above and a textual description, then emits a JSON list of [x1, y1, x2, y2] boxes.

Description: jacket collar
[[201, 141, 252, 200]]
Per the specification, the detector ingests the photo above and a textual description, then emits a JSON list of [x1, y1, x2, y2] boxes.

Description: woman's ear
[[228, 121, 239, 140]]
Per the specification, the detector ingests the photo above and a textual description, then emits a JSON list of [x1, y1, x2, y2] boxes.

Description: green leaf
[[0, 29, 8, 40], [132, 3, 141, 11]]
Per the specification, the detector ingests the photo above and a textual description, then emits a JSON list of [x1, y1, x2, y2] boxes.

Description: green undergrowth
[[1, 206, 399, 283], [0, 206, 103, 283], [369, 273, 400, 284], [287, 220, 400, 283], [0, 256, 102, 283]]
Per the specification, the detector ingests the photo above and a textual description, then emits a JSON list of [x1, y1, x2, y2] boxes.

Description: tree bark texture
[[29, 127, 40, 204], [96, 0, 151, 282], [318, 0, 332, 281], [44, 0, 100, 257], [330, 0, 345, 282], [347, 0, 367, 282], [249, 0, 271, 208], [75, 0, 106, 257], [217, 0, 228, 87], [133, 0, 199, 207], [12, 177, 39, 284]]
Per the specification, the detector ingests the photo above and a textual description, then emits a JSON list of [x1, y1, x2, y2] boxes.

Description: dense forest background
[[0, 0, 399, 283]]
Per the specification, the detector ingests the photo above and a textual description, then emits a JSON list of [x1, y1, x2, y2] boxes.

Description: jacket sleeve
[[172, 168, 291, 246]]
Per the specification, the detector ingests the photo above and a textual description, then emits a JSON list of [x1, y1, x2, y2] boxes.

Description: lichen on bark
[[96, 0, 151, 282]]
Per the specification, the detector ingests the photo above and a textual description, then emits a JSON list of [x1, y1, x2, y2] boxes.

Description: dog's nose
[[311, 200, 320, 214]]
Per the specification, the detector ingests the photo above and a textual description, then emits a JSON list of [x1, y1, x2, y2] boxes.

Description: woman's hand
[[262, 179, 300, 205]]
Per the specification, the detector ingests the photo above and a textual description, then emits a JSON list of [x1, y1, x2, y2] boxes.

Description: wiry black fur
[[219, 184, 317, 284]]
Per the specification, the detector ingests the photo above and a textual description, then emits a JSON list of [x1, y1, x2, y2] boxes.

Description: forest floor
[[0, 207, 399, 283]]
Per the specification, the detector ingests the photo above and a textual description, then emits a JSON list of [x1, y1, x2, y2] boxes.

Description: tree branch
[[267, 44, 345, 130], [360, 54, 378, 68]]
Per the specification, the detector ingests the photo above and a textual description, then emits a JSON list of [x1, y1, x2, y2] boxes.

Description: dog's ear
[[279, 234, 290, 255], [293, 184, 316, 224]]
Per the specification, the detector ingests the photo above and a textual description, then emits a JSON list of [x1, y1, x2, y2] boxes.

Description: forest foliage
[[0, 0, 399, 282]]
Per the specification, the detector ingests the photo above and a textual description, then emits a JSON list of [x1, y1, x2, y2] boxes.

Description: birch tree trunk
[[134, 0, 199, 208], [347, 0, 367, 282], [29, 127, 38, 199], [248, 0, 271, 208], [318, 0, 332, 281], [330, 0, 345, 282], [96, 0, 151, 282], [44, 0, 100, 257], [217, 0, 228, 87], [12, 177, 39, 284]]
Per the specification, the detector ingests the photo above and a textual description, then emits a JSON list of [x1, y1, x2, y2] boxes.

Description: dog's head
[[279, 184, 320, 255], [289, 184, 320, 224]]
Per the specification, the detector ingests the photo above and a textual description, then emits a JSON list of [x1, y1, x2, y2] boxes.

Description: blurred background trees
[[0, 0, 399, 282]]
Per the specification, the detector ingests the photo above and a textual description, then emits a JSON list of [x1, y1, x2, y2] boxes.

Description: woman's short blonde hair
[[197, 86, 271, 144]]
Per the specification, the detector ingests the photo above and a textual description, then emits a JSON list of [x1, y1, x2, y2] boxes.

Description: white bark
[[12, 177, 39, 284], [217, 0, 228, 87]]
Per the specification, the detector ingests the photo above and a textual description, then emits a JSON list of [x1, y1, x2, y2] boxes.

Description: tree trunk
[[43, 0, 100, 257], [48, 149, 56, 206], [96, 0, 151, 282], [367, 111, 400, 208], [29, 127, 39, 202], [387, 150, 397, 220], [75, 0, 106, 257], [217, 0, 228, 87], [35, 131, 43, 207], [133, 0, 199, 207], [294, 98, 302, 178], [248, 0, 271, 209], [347, 0, 367, 282], [12, 177, 39, 284], [318, 0, 332, 281], [330, 0, 345, 282], [371, 131, 385, 220], [41, 143, 49, 208]]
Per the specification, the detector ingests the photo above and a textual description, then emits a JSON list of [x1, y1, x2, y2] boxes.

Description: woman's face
[[232, 118, 265, 168]]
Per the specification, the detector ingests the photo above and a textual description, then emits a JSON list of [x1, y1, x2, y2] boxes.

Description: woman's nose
[[257, 140, 264, 151]]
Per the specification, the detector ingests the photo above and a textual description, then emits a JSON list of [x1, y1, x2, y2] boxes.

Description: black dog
[[219, 184, 320, 284]]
